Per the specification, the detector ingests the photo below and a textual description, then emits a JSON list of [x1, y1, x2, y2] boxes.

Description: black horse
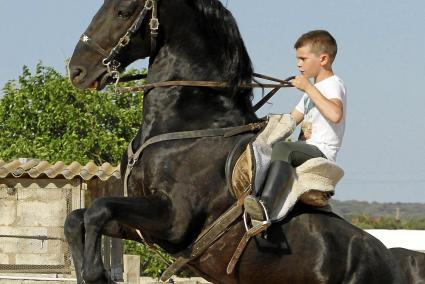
[[65, 0, 418, 283]]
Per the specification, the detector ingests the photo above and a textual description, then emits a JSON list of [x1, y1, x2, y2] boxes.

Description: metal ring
[[128, 158, 137, 167], [144, 0, 154, 10], [102, 58, 111, 67]]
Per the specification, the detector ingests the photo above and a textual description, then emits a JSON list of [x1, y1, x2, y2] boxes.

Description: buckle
[[144, 0, 154, 10], [128, 157, 137, 168], [149, 18, 159, 31], [118, 35, 130, 47]]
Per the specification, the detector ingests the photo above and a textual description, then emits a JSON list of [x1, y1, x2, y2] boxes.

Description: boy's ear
[[320, 54, 330, 66]]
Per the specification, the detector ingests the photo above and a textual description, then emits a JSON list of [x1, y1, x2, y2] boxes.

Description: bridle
[[78, 0, 294, 101], [80, 0, 159, 85]]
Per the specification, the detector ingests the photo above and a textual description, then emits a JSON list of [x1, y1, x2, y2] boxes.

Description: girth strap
[[123, 122, 265, 197]]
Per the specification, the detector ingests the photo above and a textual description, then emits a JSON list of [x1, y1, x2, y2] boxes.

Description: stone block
[[123, 254, 140, 284], [17, 187, 69, 202], [16, 239, 48, 254], [0, 200, 17, 225], [0, 238, 18, 254], [47, 240, 64, 254], [15, 252, 64, 266], [0, 226, 47, 236], [0, 253, 10, 264], [0, 237, 64, 256], [47, 227, 66, 240], [16, 199, 66, 227], [0, 227, 47, 254]]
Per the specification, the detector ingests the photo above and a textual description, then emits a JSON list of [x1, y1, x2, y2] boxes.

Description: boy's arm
[[291, 76, 343, 124], [291, 109, 304, 126]]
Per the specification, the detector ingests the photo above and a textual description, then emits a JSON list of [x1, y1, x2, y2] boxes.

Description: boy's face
[[295, 44, 323, 78]]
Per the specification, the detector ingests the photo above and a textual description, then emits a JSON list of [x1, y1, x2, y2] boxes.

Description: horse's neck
[[141, 45, 253, 140], [147, 44, 225, 84]]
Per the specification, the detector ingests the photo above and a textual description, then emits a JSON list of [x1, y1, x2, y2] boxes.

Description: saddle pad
[[273, 158, 344, 222]]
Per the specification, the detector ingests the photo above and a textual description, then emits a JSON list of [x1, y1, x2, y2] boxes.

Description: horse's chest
[[128, 141, 228, 195]]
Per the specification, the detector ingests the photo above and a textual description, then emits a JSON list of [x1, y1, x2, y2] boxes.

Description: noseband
[[80, 0, 159, 84]]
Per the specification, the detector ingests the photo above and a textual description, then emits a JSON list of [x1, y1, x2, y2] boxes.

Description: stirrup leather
[[227, 196, 271, 274]]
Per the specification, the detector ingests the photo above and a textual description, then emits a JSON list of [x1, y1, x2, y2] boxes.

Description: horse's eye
[[116, 1, 137, 19], [117, 10, 132, 19]]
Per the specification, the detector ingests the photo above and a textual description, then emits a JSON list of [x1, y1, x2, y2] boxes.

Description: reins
[[116, 73, 293, 92], [116, 72, 295, 112]]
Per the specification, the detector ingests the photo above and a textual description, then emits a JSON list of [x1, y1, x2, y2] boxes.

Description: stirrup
[[243, 195, 271, 236]]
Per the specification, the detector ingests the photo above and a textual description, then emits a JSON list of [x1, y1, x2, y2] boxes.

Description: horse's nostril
[[70, 66, 87, 84]]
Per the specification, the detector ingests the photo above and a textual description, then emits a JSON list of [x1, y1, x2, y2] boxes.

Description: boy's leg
[[245, 141, 325, 226], [270, 141, 326, 167], [260, 142, 325, 217]]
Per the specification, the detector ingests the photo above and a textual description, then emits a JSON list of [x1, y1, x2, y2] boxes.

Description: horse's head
[[69, 0, 255, 116], [69, 0, 158, 90]]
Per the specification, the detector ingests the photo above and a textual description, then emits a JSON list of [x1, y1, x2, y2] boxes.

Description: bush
[[123, 240, 195, 278], [0, 62, 144, 164], [351, 214, 425, 230]]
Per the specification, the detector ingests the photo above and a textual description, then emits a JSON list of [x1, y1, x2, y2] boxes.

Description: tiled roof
[[0, 159, 121, 181]]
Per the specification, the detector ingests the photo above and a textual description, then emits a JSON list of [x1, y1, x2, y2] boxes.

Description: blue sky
[[1, 1, 425, 203]]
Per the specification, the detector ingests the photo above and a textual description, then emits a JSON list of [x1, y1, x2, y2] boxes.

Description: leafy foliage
[[0, 62, 187, 278], [351, 214, 425, 230], [332, 200, 425, 229], [0, 62, 144, 164], [123, 240, 195, 278], [331, 199, 425, 219]]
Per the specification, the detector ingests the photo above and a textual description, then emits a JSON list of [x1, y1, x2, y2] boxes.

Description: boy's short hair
[[294, 30, 338, 62]]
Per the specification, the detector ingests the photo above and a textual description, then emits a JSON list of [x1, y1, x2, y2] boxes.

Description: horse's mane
[[188, 0, 256, 115]]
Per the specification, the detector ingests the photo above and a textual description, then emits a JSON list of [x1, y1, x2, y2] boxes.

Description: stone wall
[[0, 178, 83, 273]]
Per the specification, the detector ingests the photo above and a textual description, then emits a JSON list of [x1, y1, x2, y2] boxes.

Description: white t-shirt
[[295, 75, 347, 162]]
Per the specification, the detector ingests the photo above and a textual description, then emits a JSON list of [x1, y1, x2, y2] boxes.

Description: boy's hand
[[291, 75, 314, 93]]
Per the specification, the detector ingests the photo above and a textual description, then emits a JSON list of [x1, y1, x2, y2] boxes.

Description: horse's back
[[196, 207, 406, 284], [252, 210, 403, 283], [390, 247, 425, 283]]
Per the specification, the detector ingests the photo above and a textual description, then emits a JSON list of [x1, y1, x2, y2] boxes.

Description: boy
[[245, 30, 347, 226]]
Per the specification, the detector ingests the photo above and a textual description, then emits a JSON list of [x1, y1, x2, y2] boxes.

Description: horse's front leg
[[65, 209, 146, 284], [64, 209, 86, 284], [82, 194, 172, 284]]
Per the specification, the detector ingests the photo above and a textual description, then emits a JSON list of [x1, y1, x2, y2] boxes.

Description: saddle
[[225, 134, 256, 198], [225, 137, 344, 212], [224, 127, 344, 274]]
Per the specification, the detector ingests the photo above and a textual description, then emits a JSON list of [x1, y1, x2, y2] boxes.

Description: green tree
[[0, 62, 144, 164]]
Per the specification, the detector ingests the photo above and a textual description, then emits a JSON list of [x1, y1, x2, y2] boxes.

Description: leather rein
[[117, 72, 295, 112]]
